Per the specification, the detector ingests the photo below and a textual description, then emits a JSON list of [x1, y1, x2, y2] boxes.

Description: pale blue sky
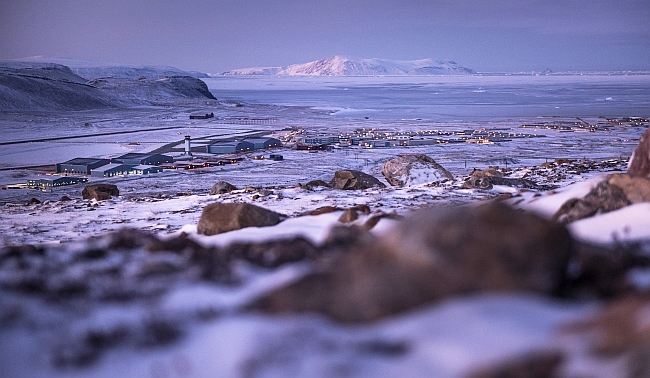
[[1, 0, 649, 73]]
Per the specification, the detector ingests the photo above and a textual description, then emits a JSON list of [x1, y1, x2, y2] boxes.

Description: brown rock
[[27, 197, 41, 205], [553, 179, 630, 223], [330, 170, 386, 190], [338, 209, 358, 223], [302, 206, 341, 216], [628, 128, 650, 177], [209, 181, 237, 195], [252, 203, 572, 322], [197, 203, 284, 236], [465, 350, 565, 378], [564, 293, 650, 377], [304, 180, 331, 190], [59, 195, 72, 202], [82, 184, 119, 201], [607, 173, 650, 204]]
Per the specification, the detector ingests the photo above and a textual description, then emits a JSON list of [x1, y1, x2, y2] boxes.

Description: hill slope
[[0, 61, 216, 111]]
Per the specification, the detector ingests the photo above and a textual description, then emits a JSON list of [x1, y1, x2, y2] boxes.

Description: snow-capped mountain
[[220, 56, 474, 76]]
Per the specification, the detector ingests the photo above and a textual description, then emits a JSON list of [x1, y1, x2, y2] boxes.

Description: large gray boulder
[[197, 203, 283, 236], [82, 184, 119, 201], [209, 181, 238, 195], [381, 154, 453, 187], [252, 202, 572, 322], [330, 170, 386, 190]]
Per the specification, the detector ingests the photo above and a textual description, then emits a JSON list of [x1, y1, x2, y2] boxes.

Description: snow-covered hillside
[[15, 57, 209, 80], [220, 56, 474, 76], [0, 60, 216, 111]]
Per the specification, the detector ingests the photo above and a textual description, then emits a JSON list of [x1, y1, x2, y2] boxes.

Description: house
[[243, 137, 283, 149], [28, 176, 88, 189], [112, 153, 173, 166], [56, 158, 111, 175], [206, 141, 255, 154], [90, 163, 133, 178]]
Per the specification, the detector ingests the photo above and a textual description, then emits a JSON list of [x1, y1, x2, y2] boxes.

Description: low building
[[243, 137, 283, 149], [302, 136, 340, 145], [190, 112, 214, 120], [297, 144, 329, 151], [112, 153, 173, 166], [56, 158, 111, 175], [130, 165, 163, 174], [28, 176, 88, 189], [206, 141, 255, 154], [91, 164, 133, 178]]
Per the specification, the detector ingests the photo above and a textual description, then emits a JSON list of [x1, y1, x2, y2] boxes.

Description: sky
[[1, 0, 649, 73]]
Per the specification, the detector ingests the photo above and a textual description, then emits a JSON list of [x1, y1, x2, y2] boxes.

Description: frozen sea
[[204, 74, 650, 121]]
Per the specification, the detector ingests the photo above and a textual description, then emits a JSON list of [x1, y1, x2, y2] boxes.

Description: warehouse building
[[243, 137, 282, 149], [206, 141, 255, 154], [91, 163, 133, 178], [130, 165, 163, 175], [28, 176, 88, 189], [112, 153, 173, 166], [56, 158, 111, 175]]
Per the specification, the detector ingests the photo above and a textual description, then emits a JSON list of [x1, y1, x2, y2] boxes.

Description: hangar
[[206, 141, 254, 154], [56, 158, 111, 175], [112, 153, 173, 166]]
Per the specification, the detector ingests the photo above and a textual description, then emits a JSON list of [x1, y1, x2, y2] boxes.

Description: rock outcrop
[[197, 203, 284, 236], [381, 154, 453, 187], [209, 181, 238, 195], [252, 202, 572, 322], [82, 184, 119, 201], [628, 128, 650, 177], [330, 170, 386, 190], [553, 173, 650, 223]]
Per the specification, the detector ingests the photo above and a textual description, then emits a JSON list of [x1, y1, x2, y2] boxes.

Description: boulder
[[607, 173, 650, 203], [197, 203, 283, 236], [338, 209, 358, 223], [304, 180, 331, 190], [628, 128, 650, 177], [82, 184, 119, 201], [553, 173, 650, 223], [252, 203, 572, 322], [465, 350, 565, 378], [462, 168, 538, 190], [209, 181, 237, 195], [553, 180, 630, 223], [330, 170, 386, 190], [381, 154, 453, 187]]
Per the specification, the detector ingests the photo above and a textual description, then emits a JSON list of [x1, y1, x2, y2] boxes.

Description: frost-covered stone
[[330, 170, 386, 190], [381, 154, 453, 187], [209, 181, 238, 195], [197, 203, 283, 236]]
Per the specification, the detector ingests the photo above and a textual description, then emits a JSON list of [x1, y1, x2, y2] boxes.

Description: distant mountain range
[[220, 56, 475, 76]]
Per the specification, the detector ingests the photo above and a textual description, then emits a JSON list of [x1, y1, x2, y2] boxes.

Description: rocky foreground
[[2, 131, 650, 377]]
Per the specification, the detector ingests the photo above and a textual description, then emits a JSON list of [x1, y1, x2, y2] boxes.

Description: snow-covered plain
[[1, 74, 650, 377]]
